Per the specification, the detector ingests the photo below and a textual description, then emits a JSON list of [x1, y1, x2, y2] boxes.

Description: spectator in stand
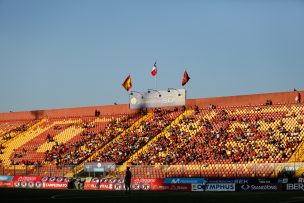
[[265, 99, 272, 105], [130, 105, 304, 167], [295, 93, 301, 103]]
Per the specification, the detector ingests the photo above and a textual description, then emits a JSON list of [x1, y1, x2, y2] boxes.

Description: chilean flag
[[151, 62, 157, 76]]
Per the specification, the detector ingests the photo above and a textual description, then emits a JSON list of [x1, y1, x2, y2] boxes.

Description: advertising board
[[164, 178, 204, 184], [130, 89, 186, 109], [236, 184, 281, 192], [205, 183, 235, 192]]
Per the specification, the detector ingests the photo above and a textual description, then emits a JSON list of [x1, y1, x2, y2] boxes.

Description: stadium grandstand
[[0, 90, 303, 180]]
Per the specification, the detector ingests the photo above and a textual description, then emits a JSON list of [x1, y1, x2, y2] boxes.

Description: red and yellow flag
[[122, 75, 132, 91], [182, 70, 190, 86]]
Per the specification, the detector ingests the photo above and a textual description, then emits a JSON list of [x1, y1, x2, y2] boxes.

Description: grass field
[[0, 189, 304, 203]]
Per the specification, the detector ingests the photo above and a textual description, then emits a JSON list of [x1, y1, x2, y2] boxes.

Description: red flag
[[151, 62, 157, 76], [122, 75, 132, 91], [182, 70, 190, 86]]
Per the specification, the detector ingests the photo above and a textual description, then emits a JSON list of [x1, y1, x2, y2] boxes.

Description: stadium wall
[[0, 104, 137, 121], [0, 90, 302, 121], [186, 90, 303, 108]]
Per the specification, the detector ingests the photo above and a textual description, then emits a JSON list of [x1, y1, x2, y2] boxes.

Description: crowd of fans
[[5, 115, 138, 166], [43, 114, 141, 166], [131, 105, 304, 166], [91, 108, 182, 165], [0, 122, 31, 143], [2, 103, 304, 179]]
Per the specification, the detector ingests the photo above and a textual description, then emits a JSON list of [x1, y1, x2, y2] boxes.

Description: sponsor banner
[[27, 181, 35, 188], [84, 162, 116, 173], [132, 183, 141, 191], [41, 176, 69, 182], [113, 183, 124, 191], [206, 178, 287, 184], [254, 178, 281, 184], [278, 178, 289, 184], [42, 182, 68, 189], [41, 176, 49, 182], [0, 175, 13, 181], [14, 181, 20, 188], [13, 176, 41, 182], [99, 183, 111, 190], [20, 181, 28, 188], [94, 178, 124, 184], [104, 178, 123, 184], [85, 178, 190, 191], [206, 178, 249, 184], [237, 183, 281, 192], [164, 178, 204, 184], [141, 183, 151, 191], [285, 183, 304, 191], [98, 182, 125, 191], [132, 178, 162, 184], [12, 180, 42, 189], [84, 182, 100, 190], [164, 184, 192, 191], [0, 180, 13, 188], [48, 177, 57, 182], [192, 184, 205, 192], [35, 182, 42, 189], [96, 181, 154, 191], [205, 183, 235, 192], [132, 178, 164, 190], [85, 178, 188, 191], [297, 178, 304, 183]]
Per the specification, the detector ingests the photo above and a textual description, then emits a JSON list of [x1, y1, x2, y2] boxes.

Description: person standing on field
[[124, 166, 132, 194]]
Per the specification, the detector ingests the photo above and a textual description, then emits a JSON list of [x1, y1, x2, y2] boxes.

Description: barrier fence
[[0, 165, 81, 177], [111, 162, 304, 179], [1, 162, 304, 178]]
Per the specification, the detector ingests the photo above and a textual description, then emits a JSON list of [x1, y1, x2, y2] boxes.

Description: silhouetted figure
[[95, 110, 100, 117], [124, 166, 132, 194], [295, 93, 301, 103], [265, 99, 272, 105]]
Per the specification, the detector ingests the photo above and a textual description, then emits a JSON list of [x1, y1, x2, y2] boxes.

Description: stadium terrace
[[0, 90, 304, 192]]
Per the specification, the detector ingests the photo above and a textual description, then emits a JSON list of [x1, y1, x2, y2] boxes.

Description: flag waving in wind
[[122, 75, 132, 91], [182, 70, 190, 86], [151, 61, 157, 76]]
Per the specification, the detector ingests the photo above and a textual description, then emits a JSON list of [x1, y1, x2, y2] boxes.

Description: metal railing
[[106, 162, 304, 179], [1, 162, 304, 178], [0, 165, 81, 177]]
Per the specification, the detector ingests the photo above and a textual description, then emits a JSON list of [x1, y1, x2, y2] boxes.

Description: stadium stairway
[[154, 109, 220, 178], [271, 134, 304, 177], [290, 130, 304, 177], [119, 104, 304, 178], [268, 105, 304, 177], [64, 113, 153, 177], [118, 110, 194, 172], [113, 109, 218, 178]]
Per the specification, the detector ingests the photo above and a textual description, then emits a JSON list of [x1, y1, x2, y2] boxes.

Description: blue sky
[[0, 0, 303, 112]]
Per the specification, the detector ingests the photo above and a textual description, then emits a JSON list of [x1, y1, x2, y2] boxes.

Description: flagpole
[[184, 68, 186, 92], [155, 73, 157, 90], [156, 61, 157, 90]]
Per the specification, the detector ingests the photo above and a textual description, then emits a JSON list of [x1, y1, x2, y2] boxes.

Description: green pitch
[[0, 188, 303, 203]]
